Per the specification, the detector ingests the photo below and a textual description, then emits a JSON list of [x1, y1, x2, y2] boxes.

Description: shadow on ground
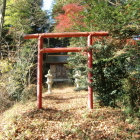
[[22, 107, 72, 121], [43, 94, 86, 101]]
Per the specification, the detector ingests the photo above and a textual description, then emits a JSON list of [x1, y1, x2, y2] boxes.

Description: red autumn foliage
[[54, 3, 85, 32]]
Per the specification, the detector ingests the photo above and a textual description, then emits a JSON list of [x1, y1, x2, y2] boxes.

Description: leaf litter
[[0, 84, 139, 140]]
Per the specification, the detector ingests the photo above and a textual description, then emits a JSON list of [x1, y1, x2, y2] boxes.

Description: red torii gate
[[24, 32, 109, 109]]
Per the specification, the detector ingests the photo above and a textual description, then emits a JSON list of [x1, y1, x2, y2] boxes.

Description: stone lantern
[[73, 70, 81, 88], [45, 69, 53, 94]]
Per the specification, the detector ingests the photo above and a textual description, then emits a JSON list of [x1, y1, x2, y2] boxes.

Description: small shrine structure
[[24, 32, 109, 109]]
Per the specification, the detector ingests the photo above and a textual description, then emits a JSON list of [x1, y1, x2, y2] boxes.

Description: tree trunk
[[0, 0, 6, 58]]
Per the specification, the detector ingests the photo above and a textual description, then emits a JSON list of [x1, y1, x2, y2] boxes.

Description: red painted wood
[[41, 47, 84, 53], [37, 36, 43, 109], [24, 32, 109, 39], [24, 31, 109, 110], [87, 35, 93, 109]]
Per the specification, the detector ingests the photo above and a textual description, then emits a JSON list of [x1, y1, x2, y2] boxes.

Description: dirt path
[[0, 85, 139, 140]]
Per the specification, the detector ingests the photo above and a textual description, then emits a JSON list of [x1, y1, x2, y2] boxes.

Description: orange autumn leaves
[[54, 3, 86, 32]]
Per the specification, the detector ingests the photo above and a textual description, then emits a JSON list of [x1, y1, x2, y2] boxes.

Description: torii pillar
[[87, 35, 93, 109]]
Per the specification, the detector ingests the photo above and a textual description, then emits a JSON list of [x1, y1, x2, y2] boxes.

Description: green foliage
[[121, 50, 140, 116], [54, 0, 140, 117], [82, 0, 140, 38], [8, 41, 37, 101], [1, 0, 48, 102], [67, 37, 88, 90], [92, 42, 129, 107], [5, 0, 48, 35]]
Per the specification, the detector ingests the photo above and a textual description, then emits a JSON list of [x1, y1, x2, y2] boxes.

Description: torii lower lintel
[[24, 32, 109, 109]]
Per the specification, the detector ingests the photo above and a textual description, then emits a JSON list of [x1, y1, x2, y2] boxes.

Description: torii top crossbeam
[[24, 32, 108, 39], [24, 32, 109, 109]]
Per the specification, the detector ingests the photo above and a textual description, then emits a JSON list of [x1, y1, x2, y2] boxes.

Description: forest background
[[0, 0, 140, 118]]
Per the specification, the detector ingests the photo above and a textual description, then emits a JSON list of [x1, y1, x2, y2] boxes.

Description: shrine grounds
[[0, 84, 140, 139]]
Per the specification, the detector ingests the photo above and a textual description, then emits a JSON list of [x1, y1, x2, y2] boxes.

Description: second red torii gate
[[24, 32, 109, 109]]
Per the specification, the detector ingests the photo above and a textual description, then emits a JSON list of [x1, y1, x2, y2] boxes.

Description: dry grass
[[0, 84, 139, 140]]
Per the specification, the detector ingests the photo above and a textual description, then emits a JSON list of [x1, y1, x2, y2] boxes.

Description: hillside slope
[[0, 85, 139, 140]]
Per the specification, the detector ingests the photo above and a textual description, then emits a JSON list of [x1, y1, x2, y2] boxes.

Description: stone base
[[46, 91, 52, 94]]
